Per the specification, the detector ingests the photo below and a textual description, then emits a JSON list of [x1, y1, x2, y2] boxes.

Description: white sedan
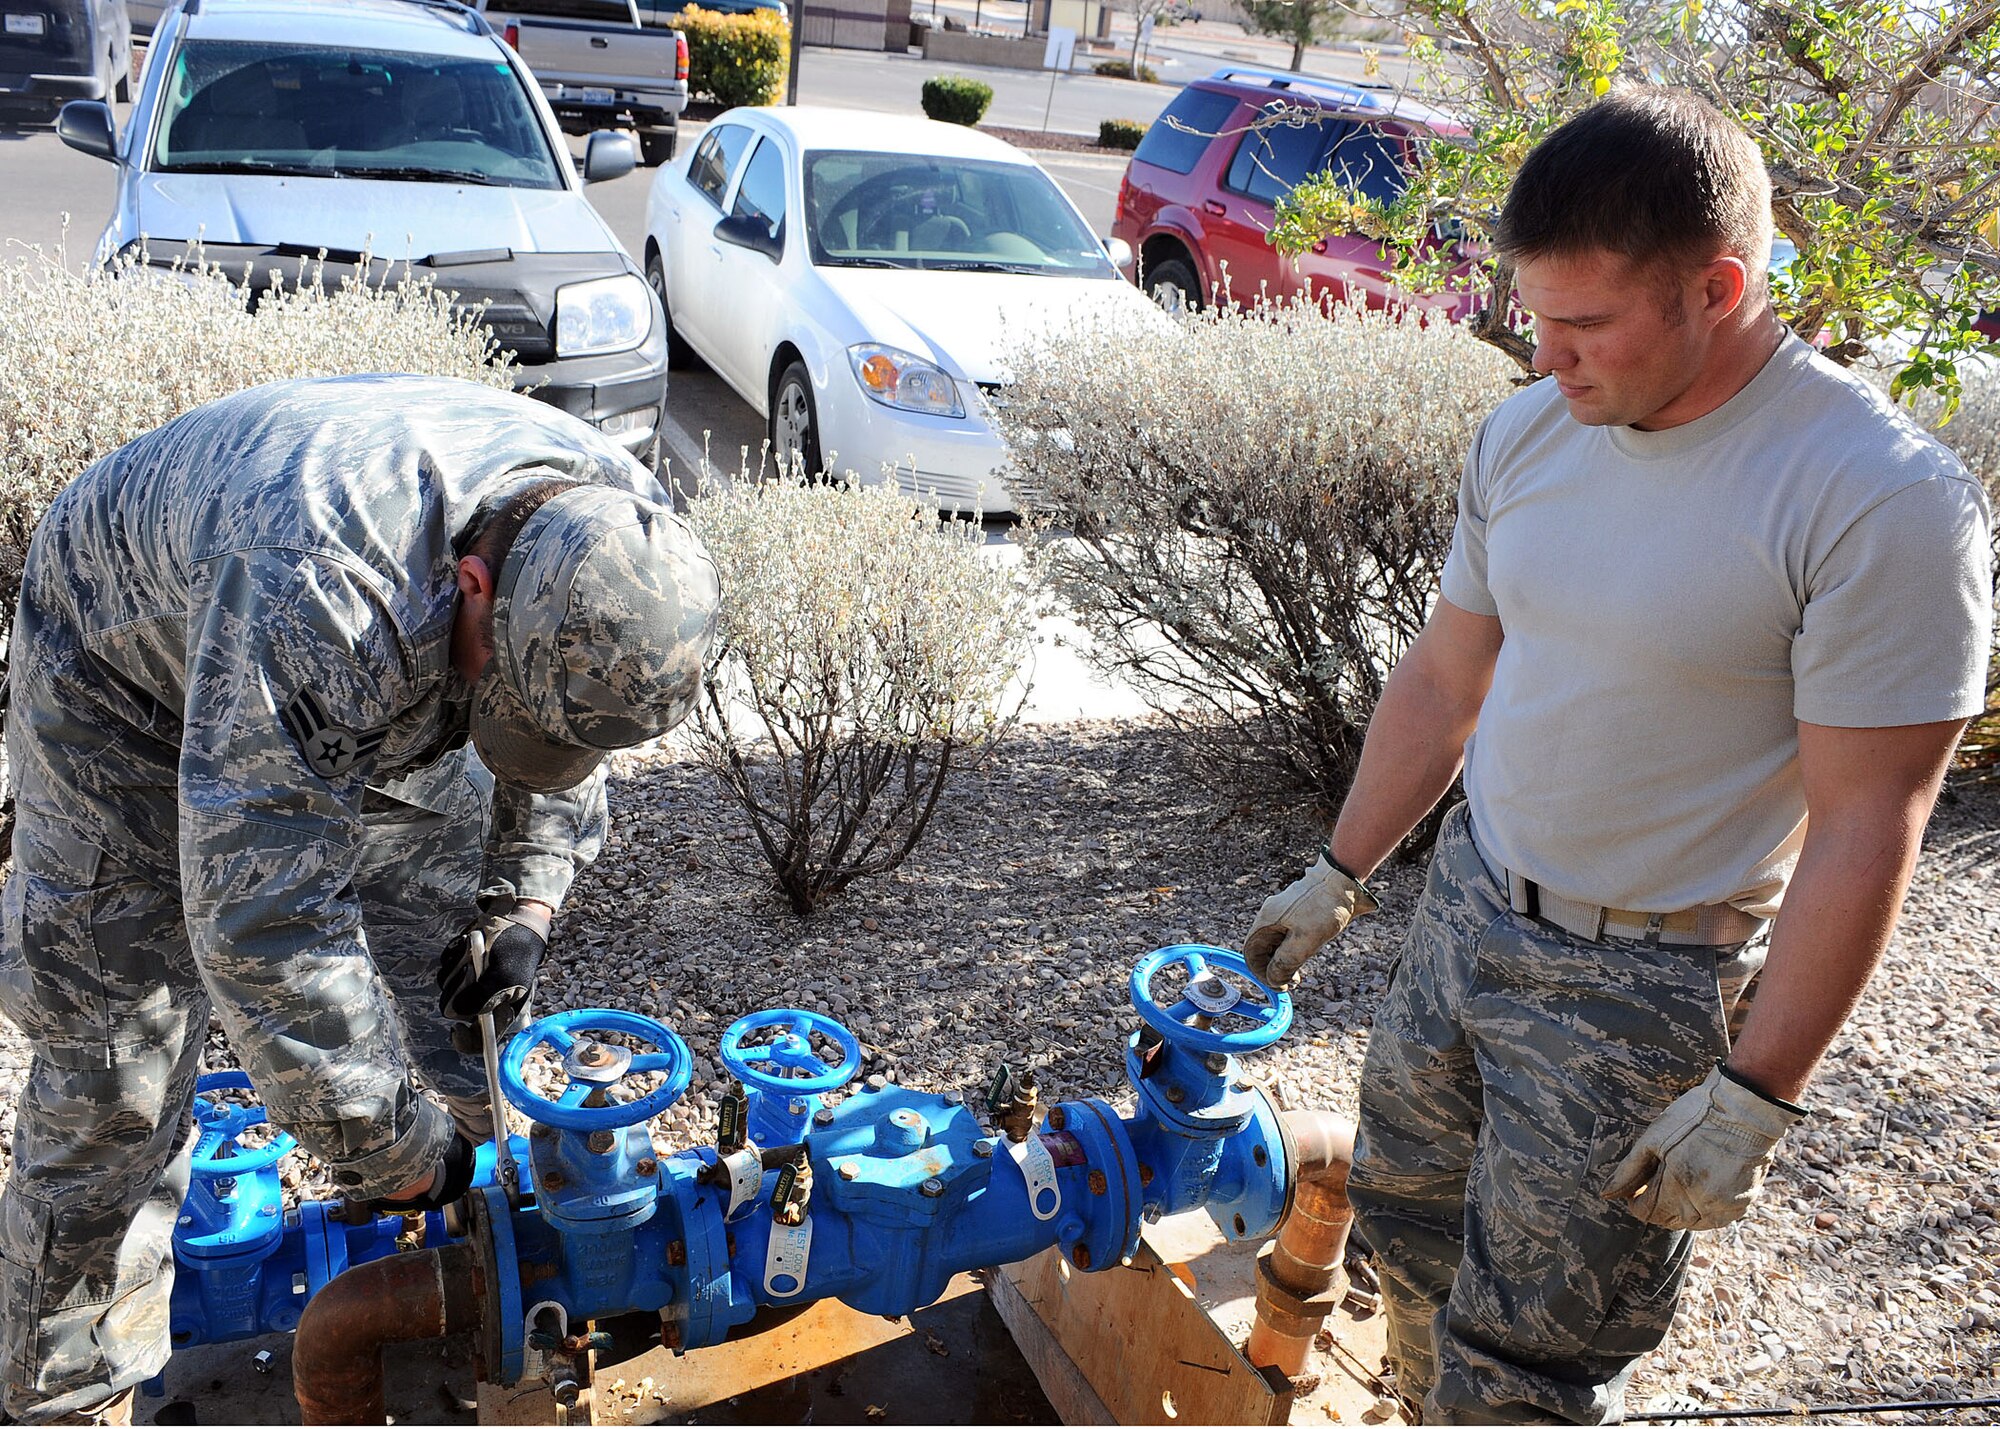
[[642, 105, 1160, 514]]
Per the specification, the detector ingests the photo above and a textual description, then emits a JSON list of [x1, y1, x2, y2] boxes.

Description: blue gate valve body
[[1122, 945, 1293, 1238], [471, 958, 1296, 1387], [163, 944, 1303, 1389], [164, 1072, 530, 1352], [718, 1008, 863, 1147]]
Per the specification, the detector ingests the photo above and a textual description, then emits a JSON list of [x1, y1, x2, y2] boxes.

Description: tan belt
[[1505, 871, 1767, 947]]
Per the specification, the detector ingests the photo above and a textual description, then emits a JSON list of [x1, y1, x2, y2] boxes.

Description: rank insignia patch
[[280, 688, 386, 779]]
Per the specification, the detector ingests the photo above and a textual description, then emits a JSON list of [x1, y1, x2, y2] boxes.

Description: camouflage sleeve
[[177, 548, 454, 1199], [481, 768, 608, 911]]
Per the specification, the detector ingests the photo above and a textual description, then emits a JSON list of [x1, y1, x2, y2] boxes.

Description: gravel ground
[[0, 715, 1995, 1421]]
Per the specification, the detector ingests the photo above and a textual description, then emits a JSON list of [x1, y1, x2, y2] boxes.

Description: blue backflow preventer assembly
[[170, 946, 1312, 1410]]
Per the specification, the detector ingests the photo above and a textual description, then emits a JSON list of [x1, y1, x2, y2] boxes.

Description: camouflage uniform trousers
[[0, 751, 497, 1423], [1349, 803, 1765, 1425]]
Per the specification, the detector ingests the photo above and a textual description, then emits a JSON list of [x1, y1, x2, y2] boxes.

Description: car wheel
[[645, 250, 697, 370], [1145, 255, 1202, 314], [769, 361, 825, 481], [638, 126, 676, 167]]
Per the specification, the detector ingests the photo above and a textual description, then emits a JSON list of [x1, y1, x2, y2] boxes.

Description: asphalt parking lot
[[0, 33, 1408, 482]]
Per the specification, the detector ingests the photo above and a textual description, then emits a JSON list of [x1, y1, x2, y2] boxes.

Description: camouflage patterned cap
[[473, 485, 720, 793]]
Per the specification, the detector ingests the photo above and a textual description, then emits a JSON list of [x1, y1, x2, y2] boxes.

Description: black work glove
[[380, 1134, 480, 1213], [438, 902, 551, 1027]]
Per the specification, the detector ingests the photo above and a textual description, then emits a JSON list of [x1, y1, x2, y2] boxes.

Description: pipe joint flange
[[1252, 1244, 1346, 1329]]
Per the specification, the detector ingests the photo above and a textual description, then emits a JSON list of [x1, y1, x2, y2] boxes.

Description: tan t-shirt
[[1441, 333, 1992, 916]]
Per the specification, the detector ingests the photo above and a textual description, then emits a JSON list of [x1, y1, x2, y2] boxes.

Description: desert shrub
[[920, 75, 993, 126], [994, 296, 1516, 818], [0, 246, 515, 841], [684, 474, 1033, 914], [1098, 118, 1148, 149], [0, 247, 513, 643], [677, 5, 789, 108], [1092, 60, 1158, 82]]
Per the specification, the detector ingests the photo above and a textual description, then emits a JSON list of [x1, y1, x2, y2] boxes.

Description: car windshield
[[804, 150, 1114, 276], [149, 40, 563, 188]]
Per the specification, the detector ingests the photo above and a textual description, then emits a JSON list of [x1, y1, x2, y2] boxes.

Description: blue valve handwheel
[[500, 1009, 692, 1132], [1130, 945, 1292, 1056], [719, 1009, 863, 1097], [190, 1070, 298, 1176]]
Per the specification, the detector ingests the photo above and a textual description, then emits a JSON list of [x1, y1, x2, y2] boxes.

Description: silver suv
[[57, 0, 670, 467]]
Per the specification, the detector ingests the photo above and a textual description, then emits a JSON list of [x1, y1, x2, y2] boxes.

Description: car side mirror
[[714, 212, 783, 263], [1103, 236, 1134, 271], [582, 130, 638, 185], [57, 101, 117, 162]]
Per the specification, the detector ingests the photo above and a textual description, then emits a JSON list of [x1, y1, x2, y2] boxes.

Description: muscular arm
[[1327, 596, 1504, 879], [1725, 717, 1966, 1103]]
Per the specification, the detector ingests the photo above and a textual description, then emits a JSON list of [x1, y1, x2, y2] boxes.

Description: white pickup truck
[[483, 0, 689, 166]]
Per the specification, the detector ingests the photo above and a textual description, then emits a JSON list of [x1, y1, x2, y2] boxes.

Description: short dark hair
[[458, 475, 585, 574], [1493, 86, 1772, 287]]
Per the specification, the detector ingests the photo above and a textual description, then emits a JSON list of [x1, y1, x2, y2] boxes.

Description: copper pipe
[[294, 1242, 484, 1425], [1246, 1109, 1357, 1377]]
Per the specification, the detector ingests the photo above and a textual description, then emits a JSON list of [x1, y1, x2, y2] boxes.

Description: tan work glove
[[1602, 1065, 1805, 1231], [1243, 852, 1379, 989]]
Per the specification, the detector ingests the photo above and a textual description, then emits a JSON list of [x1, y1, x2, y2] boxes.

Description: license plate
[[582, 86, 614, 106], [4, 13, 47, 34]]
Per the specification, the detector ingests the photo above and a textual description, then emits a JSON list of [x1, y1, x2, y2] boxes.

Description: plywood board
[[578, 1273, 1054, 1424], [993, 1211, 1403, 1427]]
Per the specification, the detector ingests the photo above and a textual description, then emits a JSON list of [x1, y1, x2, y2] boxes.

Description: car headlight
[[848, 344, 965, 418], [555, 274, 652, 357]]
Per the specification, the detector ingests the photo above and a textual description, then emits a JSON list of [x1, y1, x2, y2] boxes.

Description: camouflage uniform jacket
[[6, 373, 673, 1194]]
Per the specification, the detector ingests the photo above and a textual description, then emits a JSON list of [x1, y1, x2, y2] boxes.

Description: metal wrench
[[469, 928, 520, 1205]]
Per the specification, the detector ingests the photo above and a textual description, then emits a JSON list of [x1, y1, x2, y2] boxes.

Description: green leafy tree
[[1267, 0, 2000, 411], [1241, 0, 1346, 71]]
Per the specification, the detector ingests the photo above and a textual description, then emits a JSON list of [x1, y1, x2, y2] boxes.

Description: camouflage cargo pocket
[[0, 817, 194, 1069], [0, 818, 111, 1067], [1548, 1112, 1695, 1362]]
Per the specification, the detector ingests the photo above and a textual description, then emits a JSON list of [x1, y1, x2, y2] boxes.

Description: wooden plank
[[994, 1236, 1292, 1426], [993, 1211, 1404, 1428], [581, 1273, 1055, 1424], [986, 1268, 1119, 1425], [477, 1350, 595, 1425]]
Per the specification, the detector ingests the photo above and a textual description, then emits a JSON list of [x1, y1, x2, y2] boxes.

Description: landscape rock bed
[[0, 716, 1994, 1419]]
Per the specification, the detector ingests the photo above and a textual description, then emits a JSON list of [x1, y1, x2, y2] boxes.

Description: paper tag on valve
[[1013, 1134, 1062, 1221], [720, 1147, 763, 1219]]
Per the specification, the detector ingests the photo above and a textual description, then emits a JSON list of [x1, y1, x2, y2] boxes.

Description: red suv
[[1113, 66, 1475, 316]]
